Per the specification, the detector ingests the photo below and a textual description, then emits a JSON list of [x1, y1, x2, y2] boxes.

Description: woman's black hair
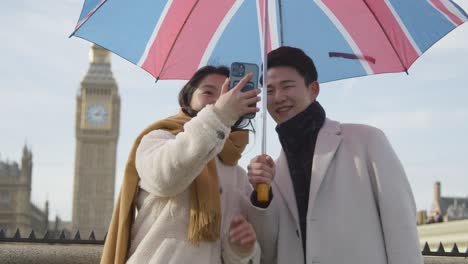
[[178, 65, 230, 117]]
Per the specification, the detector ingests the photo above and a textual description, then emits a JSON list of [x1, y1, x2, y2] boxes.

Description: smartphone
[[229, 62, 259, 119]]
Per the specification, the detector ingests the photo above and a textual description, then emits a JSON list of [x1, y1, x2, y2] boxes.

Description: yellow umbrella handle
[[256, 154, 271, 202], [257, 183, 270, 202]]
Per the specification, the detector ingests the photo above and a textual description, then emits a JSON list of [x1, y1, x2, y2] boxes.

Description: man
[[247, 46, 423, 264]]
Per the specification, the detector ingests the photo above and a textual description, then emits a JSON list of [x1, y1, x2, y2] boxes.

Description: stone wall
[[0, 243, 102, 264], [0, 243, 466, 264]]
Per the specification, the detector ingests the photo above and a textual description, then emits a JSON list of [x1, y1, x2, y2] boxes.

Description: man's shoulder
[[341, 123, 383, 135], [325, 118, 385, 140]]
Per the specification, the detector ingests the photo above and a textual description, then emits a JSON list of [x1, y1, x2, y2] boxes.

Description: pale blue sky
[[1, 0, 467, 221]]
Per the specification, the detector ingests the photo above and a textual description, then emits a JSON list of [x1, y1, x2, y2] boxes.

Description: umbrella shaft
[[261, 0, 269, 155]]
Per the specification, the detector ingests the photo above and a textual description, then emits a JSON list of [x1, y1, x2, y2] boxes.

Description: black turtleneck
[[276, 101, 326, 256]]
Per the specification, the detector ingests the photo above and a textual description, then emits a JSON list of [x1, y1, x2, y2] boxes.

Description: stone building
[[0, 145, 49, 236], [72, 44, 120, 239], [429, 181, 468, 223]]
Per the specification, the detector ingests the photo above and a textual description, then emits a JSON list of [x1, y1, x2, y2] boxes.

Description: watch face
[[86, 103, 109, 125]]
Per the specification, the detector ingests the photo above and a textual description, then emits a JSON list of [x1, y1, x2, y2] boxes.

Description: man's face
[[266, 66, 319, 124]]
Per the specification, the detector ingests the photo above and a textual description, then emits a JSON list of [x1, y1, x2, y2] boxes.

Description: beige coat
[[272, 118, 423, 264]]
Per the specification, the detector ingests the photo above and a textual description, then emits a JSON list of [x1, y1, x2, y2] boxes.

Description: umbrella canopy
[[71, 0, 467, 83]]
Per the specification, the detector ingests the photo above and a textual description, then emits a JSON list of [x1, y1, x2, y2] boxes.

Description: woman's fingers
[[240, 234, 256, 246], [244, 106, 260, 114], [229, 217, 256, 244], [245, 96, 261, 106], [230, 225, 250, 241], [220, 78, 230, 95], [214, 73, 263, 123], [229, 216, 248, 236], [240, 88, 261, 99], [231, 73, 253, 93]]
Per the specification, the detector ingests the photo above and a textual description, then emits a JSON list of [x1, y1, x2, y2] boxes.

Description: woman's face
[[189, 73, 227, 112]]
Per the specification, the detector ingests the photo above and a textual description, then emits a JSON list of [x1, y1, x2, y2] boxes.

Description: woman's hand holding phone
[[213, 73, 260, 127]]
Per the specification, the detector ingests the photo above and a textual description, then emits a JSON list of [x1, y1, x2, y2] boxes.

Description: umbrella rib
[[278, 0, 284, 46], [361, 0, 408, 74], [156, 0, 201, 80], [70, 0, 109, 37]]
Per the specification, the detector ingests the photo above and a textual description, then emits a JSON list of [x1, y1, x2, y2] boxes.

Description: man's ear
[[309, 81, 320, 100]]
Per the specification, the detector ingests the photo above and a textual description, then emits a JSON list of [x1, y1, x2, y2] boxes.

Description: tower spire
[[90, 44, 111, 64]]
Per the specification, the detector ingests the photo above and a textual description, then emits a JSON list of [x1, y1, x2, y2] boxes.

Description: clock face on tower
[[85, 103, 109, 126]]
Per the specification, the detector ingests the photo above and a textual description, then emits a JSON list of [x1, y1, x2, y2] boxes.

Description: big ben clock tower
[[72, 44, 120, 238]]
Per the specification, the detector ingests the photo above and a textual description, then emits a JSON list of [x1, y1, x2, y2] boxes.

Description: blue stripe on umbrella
[[75, 0, 167, 64], [281, 0, 367, 82], [387, 0, 456, 53], [78, 0, 103, 22], [207, 0, 262, 70]]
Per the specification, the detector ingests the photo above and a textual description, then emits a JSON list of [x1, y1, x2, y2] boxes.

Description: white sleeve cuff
[[222, 239, 260, 264]]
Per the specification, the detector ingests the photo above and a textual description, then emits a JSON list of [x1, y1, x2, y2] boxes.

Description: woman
[[101, 66, 272, 264]]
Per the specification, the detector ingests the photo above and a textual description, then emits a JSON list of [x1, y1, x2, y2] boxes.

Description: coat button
[[216, 130, 225, 139], [296, 229, 300, 238], [219, 187, 223, 194]]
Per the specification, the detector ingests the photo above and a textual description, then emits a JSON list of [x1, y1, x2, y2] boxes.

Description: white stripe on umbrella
[[428, 0, 457, 26], [315, 0, 374, 75], [444, 0, 468, 23], [256, 0, 265, 57], [268, 0, 280, 50], [383, 0, 422, 56], [440, 0, 466, 25], [137, 0, 174, 67], [198, 0, 245, 69]]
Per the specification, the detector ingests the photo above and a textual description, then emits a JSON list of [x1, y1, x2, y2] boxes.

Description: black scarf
[[276, 101, 326, 258]]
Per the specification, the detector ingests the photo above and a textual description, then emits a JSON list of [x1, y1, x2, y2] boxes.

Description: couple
[[101, 47, 423, 264]]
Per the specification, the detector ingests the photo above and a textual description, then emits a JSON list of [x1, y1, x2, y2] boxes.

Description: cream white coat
[[126, 106, 277, 264]]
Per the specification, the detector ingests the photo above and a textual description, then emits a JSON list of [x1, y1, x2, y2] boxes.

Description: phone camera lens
[[233, 63, 245, 77]]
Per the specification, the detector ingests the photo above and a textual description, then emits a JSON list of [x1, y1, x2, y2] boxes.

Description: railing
[[421, 241, 468, 257], [0, 228, 104, 245], [0, 229, 467, 264]]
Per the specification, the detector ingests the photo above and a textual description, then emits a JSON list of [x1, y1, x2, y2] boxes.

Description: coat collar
[[308, 118, 342, 217], [274, 118, 342, 225]]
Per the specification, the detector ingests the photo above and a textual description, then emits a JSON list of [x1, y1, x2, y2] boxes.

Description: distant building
[[0, 145, 49, 236], [72, 45, 120, 239], [416, 210, 428, 225], [46, 216, 73, 239], [430, 181, 468, 223], [1, 45, 120, 239]]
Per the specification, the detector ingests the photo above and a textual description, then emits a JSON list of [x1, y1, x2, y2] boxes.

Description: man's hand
[[247, 155, 275, 188]]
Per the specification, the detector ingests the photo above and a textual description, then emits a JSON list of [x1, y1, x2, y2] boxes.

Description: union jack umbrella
[[71, 0, 467, 82], [71, 0, 467, 152]]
